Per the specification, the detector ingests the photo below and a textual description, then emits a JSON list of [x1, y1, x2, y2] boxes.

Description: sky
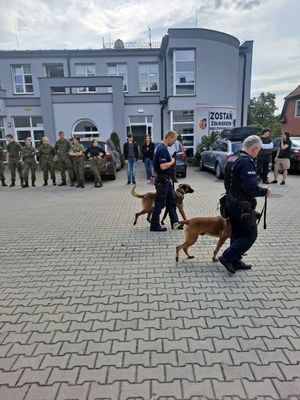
[[0, 0, 299, 112]]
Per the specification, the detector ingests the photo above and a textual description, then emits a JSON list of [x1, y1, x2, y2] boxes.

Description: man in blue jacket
[[219, 135, 272, 273]]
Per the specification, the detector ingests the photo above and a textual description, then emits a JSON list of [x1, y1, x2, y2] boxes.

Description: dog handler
[[150, 130, 180, 232], [219, 135, 272, 274]]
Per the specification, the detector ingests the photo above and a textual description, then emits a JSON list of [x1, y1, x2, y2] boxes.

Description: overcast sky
[[0, 0, 299, 112]]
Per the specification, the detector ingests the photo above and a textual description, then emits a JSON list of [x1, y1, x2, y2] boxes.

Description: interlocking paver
[[1, 165, 300, 399]]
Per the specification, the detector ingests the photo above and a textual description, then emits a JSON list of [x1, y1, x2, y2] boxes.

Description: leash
[[257, 197, 267, 229]]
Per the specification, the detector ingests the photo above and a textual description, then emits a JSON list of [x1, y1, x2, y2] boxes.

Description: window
[[171, 110, 194, 155], [73, 119, 99, 137], [139, 63, 159, 92], [174, 50, 195, 95], [11, 64, 33, 94], [295, 100, 300, 117], [107, 63, 128, 92], [0, 117, 6, 149], [13, 116, 44, 147], [75, 64, 96, 93], [44, 63, 65, 93]]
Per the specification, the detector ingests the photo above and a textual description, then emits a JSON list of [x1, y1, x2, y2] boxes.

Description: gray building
[[0, 28, 253, 155]]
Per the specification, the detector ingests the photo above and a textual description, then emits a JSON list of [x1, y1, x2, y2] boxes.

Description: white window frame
[[11, 64, 33, 94], [0, 117, 6, 149], [295, 99, 300, 117], [13, 116, 44, 148], [107, 63, 128, 92], [173, 50, 195, 96], [138, 63, 159, 93], [75, 63, 96, 93], [43, 63, 65, 93], [170, 110, 195, 153]]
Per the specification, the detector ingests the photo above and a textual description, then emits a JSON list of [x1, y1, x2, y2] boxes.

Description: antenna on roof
[[147, 25, 152, 48], [14, 17, 20, 49], [102, 37, 105, 49], [107, 18, 111, 48], [195, 0, 198, 28]]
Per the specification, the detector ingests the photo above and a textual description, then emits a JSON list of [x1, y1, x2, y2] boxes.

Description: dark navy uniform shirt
[[225, 151, 268, 202], [152, 143, 172, 175]]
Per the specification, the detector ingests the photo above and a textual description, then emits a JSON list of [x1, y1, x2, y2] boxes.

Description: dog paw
[[175, 257, 179, 262], [188, 255, 194, 259]]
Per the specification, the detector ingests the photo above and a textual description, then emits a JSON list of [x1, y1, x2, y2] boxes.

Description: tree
[[248, 92, 278, 128]]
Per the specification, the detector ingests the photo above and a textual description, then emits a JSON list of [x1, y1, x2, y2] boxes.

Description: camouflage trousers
[[8, 158, 23, 182], [72, 157, 84, 185], [0, 161, 5, 181], [23, 160, 37, 184], [58, 156, 75, 183], [40, 159, 56, 182], [91, 158, 103, 184]]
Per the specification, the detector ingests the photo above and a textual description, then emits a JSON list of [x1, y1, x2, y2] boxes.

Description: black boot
[[32, 180, 36, 187], [52, 180, 56, 186], [1, 179, 7, 187], [9, 180, 15, 187], [58, 180, 66, 186], [70, 181, 75, 187], [43, 180, 48, 186], [20, 179, 24, 187], [22, 181, 29, 188]]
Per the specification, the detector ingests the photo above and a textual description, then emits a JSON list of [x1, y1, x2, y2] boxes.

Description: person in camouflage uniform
[[0, 145, 7, 186], [69, 137, 85, 188], [38, 136, 56, 186], [54, 131, 75, 186], [5, 134, 23, 187], [21, 137, 37, 188], [85, 139, 105, 187]]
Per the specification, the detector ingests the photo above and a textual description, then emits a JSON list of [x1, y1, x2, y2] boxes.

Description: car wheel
[[199, 158, 206, 171], [215, 162, 224, 179]]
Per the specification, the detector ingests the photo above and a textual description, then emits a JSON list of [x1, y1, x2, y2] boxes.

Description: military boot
[[52, 179, 56, 186], [43, 180, 48, 186], [32, 179, 36, 187], [1, 179, 7, 187], [58, 180, 66, 186], [20, 178, 24, 187], [22, 181, 29, 188], [9, 180, 15, 187], [70, 181, 75, 187]]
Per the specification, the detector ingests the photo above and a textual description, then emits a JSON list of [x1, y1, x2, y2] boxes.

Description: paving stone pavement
[[0, 163, 300, 400]]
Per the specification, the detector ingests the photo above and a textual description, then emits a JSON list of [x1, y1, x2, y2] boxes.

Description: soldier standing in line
[[69, 137, 85, 188], [85, 139, 105, 188], [38, 136, 56, 186], [5, 134, 23, 187], [0, 145, 7, 186], [54, 131, 75, 187], [21, 137, 37, 188]]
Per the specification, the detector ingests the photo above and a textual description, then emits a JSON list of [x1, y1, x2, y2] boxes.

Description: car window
[[214, 142, 227, 152], [231, 142, 243, 153], [292, 139, 300, 147]]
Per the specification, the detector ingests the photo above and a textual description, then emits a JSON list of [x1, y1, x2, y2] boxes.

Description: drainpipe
[[240, 50, 247, 126], [160, 55, 169, 140]]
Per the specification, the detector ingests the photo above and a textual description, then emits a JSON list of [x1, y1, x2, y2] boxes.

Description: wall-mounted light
[[138, 109, 144, 113]]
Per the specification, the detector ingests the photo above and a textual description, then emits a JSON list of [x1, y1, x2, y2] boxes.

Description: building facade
[[0, 28, 253, 155], [280, 85, 300, 136]]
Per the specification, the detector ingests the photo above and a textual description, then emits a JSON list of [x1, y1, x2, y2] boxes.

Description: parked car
[[199, 138, 243, 179], [271, 136, 300, 172], [154, 141, 187, 178], [80, 139, 120, 180]]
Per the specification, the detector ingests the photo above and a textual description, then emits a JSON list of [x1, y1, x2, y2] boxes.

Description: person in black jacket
[[219, 135, 271, 274], [123, 133, 139, 184], [141, 135, 155, 183], [257, 128, 273, 184], [271, 131, 292, 185]]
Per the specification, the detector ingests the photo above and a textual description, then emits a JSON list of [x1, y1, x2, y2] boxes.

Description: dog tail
[[173, 220, 189, 229], [131, 184, 144, 199]]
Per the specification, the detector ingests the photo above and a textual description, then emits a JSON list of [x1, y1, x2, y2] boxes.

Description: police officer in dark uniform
[[219, 135, 272, 274], [150, 130, 180, 232]]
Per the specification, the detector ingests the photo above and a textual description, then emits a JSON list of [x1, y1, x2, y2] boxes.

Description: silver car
[[199, 139, 243, 179]]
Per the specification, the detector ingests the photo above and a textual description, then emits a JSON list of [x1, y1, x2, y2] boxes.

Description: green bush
[[110, 131, 125, 168], [194, 131, 220, 165]]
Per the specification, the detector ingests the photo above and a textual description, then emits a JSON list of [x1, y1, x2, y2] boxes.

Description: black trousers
[[257, 155, 270, 182]]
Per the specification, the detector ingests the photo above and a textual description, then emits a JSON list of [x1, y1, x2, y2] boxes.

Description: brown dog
[[175, 216, 231, 262], [131, 183, 194, 226]]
